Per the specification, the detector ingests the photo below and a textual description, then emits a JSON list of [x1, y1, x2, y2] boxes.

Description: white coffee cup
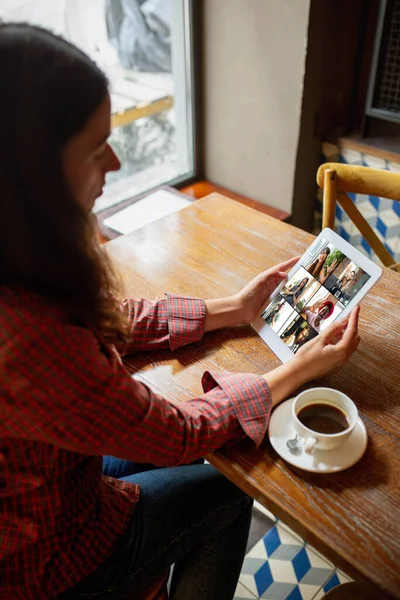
[[292, 387, 358, 454]]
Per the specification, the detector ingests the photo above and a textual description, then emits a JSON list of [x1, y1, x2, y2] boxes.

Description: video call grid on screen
[[260, 237, 371, 354]]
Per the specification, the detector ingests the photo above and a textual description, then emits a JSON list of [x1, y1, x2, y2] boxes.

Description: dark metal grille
[[374, 0, 400, 113]]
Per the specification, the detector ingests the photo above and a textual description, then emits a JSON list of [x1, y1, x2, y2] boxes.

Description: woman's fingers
[[271, 256, 300, 273], [338, 306, 360, 348], [295, 308, 361, 380], [256, 256, 300, 286], [320, 319, 348, 345]]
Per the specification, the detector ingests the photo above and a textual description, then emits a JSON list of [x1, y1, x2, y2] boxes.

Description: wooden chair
[[317, 163, 400, 272]]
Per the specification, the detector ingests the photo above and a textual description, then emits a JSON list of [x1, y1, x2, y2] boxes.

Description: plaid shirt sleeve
[[3, 295, 272, 463], [116, 293, 206, 355]]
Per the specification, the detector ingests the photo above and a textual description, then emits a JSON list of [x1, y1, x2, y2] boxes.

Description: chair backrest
[[317, 163, 400, 272]]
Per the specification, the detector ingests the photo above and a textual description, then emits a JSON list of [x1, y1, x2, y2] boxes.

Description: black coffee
[[297, 402, 349, 435]]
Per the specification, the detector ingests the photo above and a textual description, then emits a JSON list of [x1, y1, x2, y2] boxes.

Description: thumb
[[321, 318, 348, 343]]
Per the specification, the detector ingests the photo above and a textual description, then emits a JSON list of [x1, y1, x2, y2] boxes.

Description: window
[[0, 0, 196, 212], [366, 0, 400, 124]]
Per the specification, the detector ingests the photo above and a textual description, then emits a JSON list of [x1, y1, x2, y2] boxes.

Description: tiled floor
[[234, 502, 352, 600]]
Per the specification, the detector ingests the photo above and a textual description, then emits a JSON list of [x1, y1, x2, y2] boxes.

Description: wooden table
[[106, 194, 400, 598]]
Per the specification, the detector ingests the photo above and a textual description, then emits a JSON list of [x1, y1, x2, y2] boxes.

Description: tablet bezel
[[251, 227, 383, 363]]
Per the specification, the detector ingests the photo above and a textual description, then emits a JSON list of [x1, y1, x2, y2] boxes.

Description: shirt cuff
[[166, 294, 206, 351], [202, 371, 272, 447]]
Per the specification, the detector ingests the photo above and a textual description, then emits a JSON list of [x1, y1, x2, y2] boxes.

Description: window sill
[[335, 135, 400, 164]]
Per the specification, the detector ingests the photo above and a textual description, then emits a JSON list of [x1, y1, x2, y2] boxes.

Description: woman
[[318, 256, 342, 285], [301, 300, 335, 333], [261, 298, 285, 327], [0, 24, 361, 600], [281, 323, 315, 353], [281, 277, 309, 307], [331, 270, 356, 299], [306, 247, 331, 278]]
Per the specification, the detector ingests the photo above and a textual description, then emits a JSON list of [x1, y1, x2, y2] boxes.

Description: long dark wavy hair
[[0, 23, 128, 341]]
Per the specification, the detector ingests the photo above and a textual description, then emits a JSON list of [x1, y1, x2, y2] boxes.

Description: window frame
[[365, 0, 400, 125], [96, 0, 203, 220]]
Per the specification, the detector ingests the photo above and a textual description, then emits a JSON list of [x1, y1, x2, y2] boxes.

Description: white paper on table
[[103, 189, 191, 235]]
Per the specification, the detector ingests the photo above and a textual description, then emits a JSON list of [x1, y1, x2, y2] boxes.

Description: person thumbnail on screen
[[279, 314, 318, 353], [260, 296, 297, 333]]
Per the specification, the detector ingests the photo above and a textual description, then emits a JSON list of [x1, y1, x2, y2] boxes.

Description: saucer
[[268, 397, 368, 473]]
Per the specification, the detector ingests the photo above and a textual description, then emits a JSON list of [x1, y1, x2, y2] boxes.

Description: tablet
[[252, 228, 382, 363]]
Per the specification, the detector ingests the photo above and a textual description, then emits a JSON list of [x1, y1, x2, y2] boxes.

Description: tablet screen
[[260, 236, 371, 354]]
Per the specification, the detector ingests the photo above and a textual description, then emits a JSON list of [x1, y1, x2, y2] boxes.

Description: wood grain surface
[[180, 180, 291, 221], [317, 162, 400, 200], [106, 194, 400, 597]]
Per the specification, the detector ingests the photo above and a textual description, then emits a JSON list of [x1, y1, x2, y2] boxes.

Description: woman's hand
[[307, 299, 323, 313], [320, 258, 339, 283], [294, 306, 360, 380], [204, 256, 299, 331], [262, 307, 360, 407], [233, 256, 300, 324]]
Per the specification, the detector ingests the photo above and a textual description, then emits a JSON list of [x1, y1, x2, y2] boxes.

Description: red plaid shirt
[[0, 285, 272, 599]]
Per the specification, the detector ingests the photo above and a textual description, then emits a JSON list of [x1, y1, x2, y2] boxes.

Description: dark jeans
[[60, 457, 253, 600]]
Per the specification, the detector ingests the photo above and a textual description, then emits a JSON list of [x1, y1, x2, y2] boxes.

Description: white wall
[[203, 0, 311, 214]]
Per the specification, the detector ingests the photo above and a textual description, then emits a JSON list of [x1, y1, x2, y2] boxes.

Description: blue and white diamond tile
[[312, 569, 352, 599], [376, 217, 388, 238], [392, 201, 400, 218], [335, 204, 344, 221], [379, 206, 400, 224], [368, 195, 381, 211], [386, 234, 400, 258], [352, 198, 378, 226], [352, 195, 373, 210], [234, 581, 257, 599], [240, 524, 334, 599], [379, 196, 399, 212], [277, 521, 306, 545], [378, 209, 400, 239], [338, 220, 362, 246], [336, 214, 400, 264], [353, 193, 367, 206], [293, 546, 334, 587], [341, 149, 363, 165], [363, 154, 388, 170], [337, 226, 349, 242]]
